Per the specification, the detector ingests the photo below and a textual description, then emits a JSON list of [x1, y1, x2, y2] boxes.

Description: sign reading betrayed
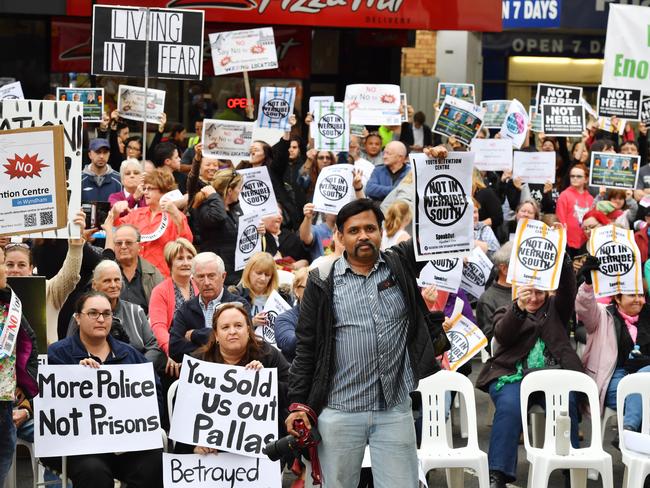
[[597, 86, 642, 120]]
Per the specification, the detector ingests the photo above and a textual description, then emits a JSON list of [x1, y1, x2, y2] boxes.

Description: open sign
[[227, 98, 254, 109]]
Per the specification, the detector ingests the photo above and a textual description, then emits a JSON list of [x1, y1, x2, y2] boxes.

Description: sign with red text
[[202, 119, 254, 162], [344, 84, 401, 126], [209, 27, 278, 75]]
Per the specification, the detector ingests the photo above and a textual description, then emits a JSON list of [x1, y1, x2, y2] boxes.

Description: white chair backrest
[[520, 370, 602, 451], [417, 370, 479, 450], [616, 372, 650, 453], [167, 379, 179, 421]]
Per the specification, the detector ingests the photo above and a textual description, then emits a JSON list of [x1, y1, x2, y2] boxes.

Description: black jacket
[[399, 122, 433, 150], [288, 239, 448, 414]]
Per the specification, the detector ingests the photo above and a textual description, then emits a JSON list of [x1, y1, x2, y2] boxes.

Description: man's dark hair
[[590, 139, 615, 153], [151, 142, 178, 168], [621, 140, 639, 151], [413, 111, 425, 125], [125, 136, 142, 148], [336, 198, 384, 232], [116, 122, 129, 134], [169, 123, 185, 138]]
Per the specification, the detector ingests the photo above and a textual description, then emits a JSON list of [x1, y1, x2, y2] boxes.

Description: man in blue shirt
[[81, 138, 123, 202], [365, 141, 410, 203]]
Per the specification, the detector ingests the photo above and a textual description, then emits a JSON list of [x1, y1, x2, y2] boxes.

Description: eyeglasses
[[79, 311, 113, 320], [569, 174, 585, 179], [143, 186, 159, 192], [127, 145, 142, 151], [317, 155, 332, 160], [114, 240, 138, 247]]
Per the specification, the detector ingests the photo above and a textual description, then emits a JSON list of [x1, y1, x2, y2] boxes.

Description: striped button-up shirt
[[327, 254, 415, 412], [198, 289, 224, 328]]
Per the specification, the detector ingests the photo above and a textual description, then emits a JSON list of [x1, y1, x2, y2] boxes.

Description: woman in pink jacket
[[556, 164, 594, 257], [575, 255, 650, 434]]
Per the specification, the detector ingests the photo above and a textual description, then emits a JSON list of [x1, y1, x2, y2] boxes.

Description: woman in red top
[[111, 168, 193, 277], [556, 163, 594, 256]]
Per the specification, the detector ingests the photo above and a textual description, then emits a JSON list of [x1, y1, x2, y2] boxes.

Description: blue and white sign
[[502, 0, 562, 28]]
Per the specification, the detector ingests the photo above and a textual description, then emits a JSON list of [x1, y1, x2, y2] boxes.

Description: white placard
[[234, 213, 262, 272], [513, 151, 556, 184], [344, 84, 401, 126], [117, 84, 166, 124], [480, 100, 511, 129], [417, 257, 463, 294], [311, 164, 355, 215], [400, 93, 408, 123], [436, 83, 476, 104], [309, 96, 334, 115], [588, 225, 643, 298], [353, 159, 375, 187], [312, 102, 350, 153], [412, 152, 474, 260], [470, 138, 512, 171], [507, 218, 566, 291], [256, 86, 295, 131], [238, 166, 279, 217], [202, 120, 254, 163], [260, 290, 292, 346], [0, 81, 24, 100], [498, 98, 529, 149], [34, 364, 162, 457], [209, 27, 278, 75], [460, 247, 494, 299], [432, 96, 484, 146], [445, 314, 487, 372], [168, 358, 278, 458]]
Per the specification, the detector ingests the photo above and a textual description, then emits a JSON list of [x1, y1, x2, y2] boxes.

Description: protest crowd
[[3, 6, 650, 488]]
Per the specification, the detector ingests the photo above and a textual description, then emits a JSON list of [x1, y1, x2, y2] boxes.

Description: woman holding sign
[[556, 164, 594, 257], [297, 149, 336, 202]]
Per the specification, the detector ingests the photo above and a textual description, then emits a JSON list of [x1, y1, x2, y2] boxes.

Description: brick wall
[[401, 31, 436, 76]]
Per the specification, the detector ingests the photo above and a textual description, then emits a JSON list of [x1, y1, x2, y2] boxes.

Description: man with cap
[[81, 138, 123, 203]]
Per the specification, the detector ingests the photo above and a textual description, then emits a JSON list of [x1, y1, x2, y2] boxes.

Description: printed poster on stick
[[117, 85, 165, 124], [597, 86, 642, 120], [256, 86, 295, 131], [445, 314, 487, 372], [260, 290, 291, 347], [312, 102, 350, 153], [0, 81, 24, 100], [589, 152, 640, 190], [417, 258, 463, 294], [507, 218, 566, 291], [234, 213, 262, 272], [34, 363, 162, 457], [237, 166, 278, 217], [311, 164, 354, 215], [437, 83, 476, 105], [209, 27, 278, 75], [168, 358, 278, 458], [588, 225, 643, 299], [344, 84, 401, 126], [480, 100, 510, 129], [56, 87, 104, 122], [541, 103, 585, 137], [433, 97, 483, 146], [202, 120, 254, 163], [412, 152, 474, 261], [460, 247, 494, 299], [499, 98, 529, 149]]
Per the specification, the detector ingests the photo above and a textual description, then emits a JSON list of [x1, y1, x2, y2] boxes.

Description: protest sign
[[536, 83, 582, 106], [480, 100, 510, 128], [597, 116, 626, 135], [529, 105, 543, 132], [499, 98, 529, 149], [34, 363, 162, 457], [0, 126, 68, 237], [507, 218, 566, 291], [202, 120, 254, 162], [541, 103, 585, 137], [8, 276, 46, 353], [433, 97, 483, 146], [256, 86, 295, 131], [117, 85, 165, 124], [234, 213, 262, 272], [602, 4, 650, 93], [412, 152, 474, 260], [641, 98, 650, 126], [311, 164, 355, 215], [437, 83, 475, 104], [237, 166, 279, 217], [445, 314, 487, 372], [260, 290, 291, 347], [581, 97, 599, 120], [56, 87, 104, 122], [587, 225, 643, 299], [0, 100, 82, 238], [597, 86, 642, 120], [92, 5, 204, 80], [354, 159, 374, 186], [400, 93, 408, 123], [169, 358, 278, 458], [470, 138, 513, 172], [309, 96, 334, 115], [461, 247, 494, 299], [589, 152, 640, 190], [512, 151, 556, 184], [0, 81, 24, 100], [163, 453, 281, 488], [209, 27, 278, 75], [312, 102, 350, 153], [417, 257, 463, 294], [344, 84, 401, 126]]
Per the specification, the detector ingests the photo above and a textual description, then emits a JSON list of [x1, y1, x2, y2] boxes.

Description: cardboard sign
[[412, 152, 474, 260], [0, 81, 24, 100], [588, 225, 643, 298], [641, 98, 650, 126], [433, 96, 484, 146], [602, 4, 650, 93], [480, 100, 510, 128], [470, 138, 513, 172], [461, 247, 494, 299], [260, 290, 292, 347], [344, 84, 401, 126], [168, 358, 278, 458], [597, 86, 642, 120], [445, 314, 488, 372], [312, 102, 350, 153], [162, 453, 281, 488], [499, 98, 529, 149], [529, 105, 543, 132], [256, 86, 295, 131], [34, 363, 162, 457], [56, 87, 104, 122], [209, 27, 278, 75], [512, 151, 556, 185], [237, 166, 279, 217], [234, 213, 262, 272], [541, 103, 585, 137], [117, 85, 165, 124], [0, 126, 68, 237], [311, 164, 355, 215], [417, 257, 463, 294], [507, 218, 566, 291], [0, 100, 83, 239], [436, 83, 476, 104], [589, 152, 640, 190], [202, 120, 254, 163], [536, 83, 582, 106], [91, 5, 205, 80]]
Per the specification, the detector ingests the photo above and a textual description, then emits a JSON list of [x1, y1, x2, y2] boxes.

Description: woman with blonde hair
[[381, 200, 412, 250], [472, 168, 503, 236]]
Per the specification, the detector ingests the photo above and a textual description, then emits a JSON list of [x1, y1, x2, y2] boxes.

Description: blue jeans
[[605, 365, 650, 431], [0, 401, 17, 487], [488, 380, 580, 481], [317, 398, 418, 488]]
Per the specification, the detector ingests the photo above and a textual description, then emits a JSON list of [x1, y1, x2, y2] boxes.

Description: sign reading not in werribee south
[[311, 164, 355, 215], [597, 86, 642, 120], [461, 247, 494, 299], [234, 213, 262, 272], [256, 86, 295, 131], [237, 166, 279, 218], [417, 257, 463, 294], [91, 5, 205, 80], [312, 102, 350, 153]]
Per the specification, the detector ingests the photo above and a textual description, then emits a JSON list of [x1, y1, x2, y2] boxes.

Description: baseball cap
[[89, 138, 110, 152]]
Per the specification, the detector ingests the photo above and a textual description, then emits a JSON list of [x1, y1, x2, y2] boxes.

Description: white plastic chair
[[617, 373, 650, 488], [520, 370, 613, 488], [417, 370, 489, 488]]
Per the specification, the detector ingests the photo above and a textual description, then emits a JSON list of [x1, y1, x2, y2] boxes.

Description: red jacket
[[149, 277, 198, 355], [635, 225, 649, 264], [556, 187, 594, 250]]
